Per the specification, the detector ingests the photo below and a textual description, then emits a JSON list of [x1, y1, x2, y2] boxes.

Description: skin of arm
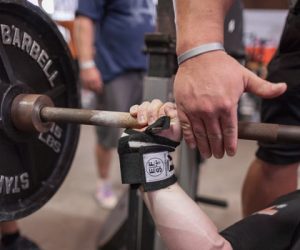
[[172, 0, 287, 159], [143, 183, 233, 250], [74, 16, 103, 93], [174, 0, 232, 54], [129, 100, 233, 250]]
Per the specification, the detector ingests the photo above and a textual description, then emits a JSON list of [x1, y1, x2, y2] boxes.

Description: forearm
[[142, 183, 232, 250], [74, 16, 95, 62], [173, 0, 233, 54]]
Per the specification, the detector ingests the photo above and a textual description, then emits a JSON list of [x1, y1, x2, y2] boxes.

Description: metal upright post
[[142, 1, 202, 250]]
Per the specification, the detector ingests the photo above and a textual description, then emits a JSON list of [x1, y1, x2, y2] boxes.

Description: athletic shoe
[[95, 181, 118, 209]]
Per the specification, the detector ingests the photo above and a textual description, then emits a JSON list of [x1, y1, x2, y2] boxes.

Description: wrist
[[177, 42, 225, 65], [118, 117, 180, 192], [177, 37, 224, 55], [79, 60, 96, 70]]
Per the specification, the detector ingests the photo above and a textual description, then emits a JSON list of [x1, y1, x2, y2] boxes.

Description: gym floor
[[16, 125, 286, 250]]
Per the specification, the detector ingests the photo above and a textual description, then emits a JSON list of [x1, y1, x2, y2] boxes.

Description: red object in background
[[246, 46, 277, 65]]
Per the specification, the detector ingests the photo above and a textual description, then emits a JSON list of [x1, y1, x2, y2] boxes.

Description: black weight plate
[[0, 0, 80, 221]]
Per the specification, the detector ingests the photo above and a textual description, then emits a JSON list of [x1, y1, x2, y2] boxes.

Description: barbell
[[10, 93, 300, 144], [0, 0, 299, 222]]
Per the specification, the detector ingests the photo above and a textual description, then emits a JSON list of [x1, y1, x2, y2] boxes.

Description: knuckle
[[223, 126, 235, 136], [139, 101, 150, 112], [207, 132, 222, 140], [199, 98, 234, 117], [197, 101, 215, 117], [129, 105, 139, 113], [182, 127, 193, 137], [201, 108, 214, 118], [141, 101, 150, 107], [152, 99, 162, 105], [194, 130, 206, 139], [164, 102, 176, 111], [181, 101, 199, 113], [219, 100, 233, 113]]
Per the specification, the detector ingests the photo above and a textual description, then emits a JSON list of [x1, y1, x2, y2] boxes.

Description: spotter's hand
[[174, 51, 287, 159]]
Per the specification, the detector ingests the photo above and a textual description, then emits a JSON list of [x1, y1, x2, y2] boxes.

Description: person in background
[[172, 0, 295, 218], [241, 0, 300, 216], [74, 0, 156, 209]]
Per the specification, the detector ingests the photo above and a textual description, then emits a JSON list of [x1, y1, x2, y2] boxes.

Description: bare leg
[[95, 143, 112, 179], [95, 143, 117, 208], [242, 158, 298, 217]]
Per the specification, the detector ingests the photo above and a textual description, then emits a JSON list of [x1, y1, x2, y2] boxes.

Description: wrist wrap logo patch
[[143, 151, 174, 183]]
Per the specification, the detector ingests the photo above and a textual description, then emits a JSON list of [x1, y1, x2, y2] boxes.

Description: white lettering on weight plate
[[0, 172, 30, 194], [38, 123, 63, 153], [0, 24, 59, 88]]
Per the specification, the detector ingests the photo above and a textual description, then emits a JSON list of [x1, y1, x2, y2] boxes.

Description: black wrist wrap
[[117, 117, 180, 192]]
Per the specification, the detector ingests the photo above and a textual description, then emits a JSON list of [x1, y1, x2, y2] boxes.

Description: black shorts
[[220, 190, 300, 250], [256, 2, 300, 165]]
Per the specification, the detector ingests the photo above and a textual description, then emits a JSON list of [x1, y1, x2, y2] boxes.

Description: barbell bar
[[10, 93, 300, 144]]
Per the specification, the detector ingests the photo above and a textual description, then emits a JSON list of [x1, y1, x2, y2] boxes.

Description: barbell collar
[[11, 94, 54, 133]]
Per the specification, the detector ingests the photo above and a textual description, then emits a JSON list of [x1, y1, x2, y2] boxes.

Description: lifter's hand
[[130, 99, 182, 142], [174, 51, 287, 159], [80, 67, 103, 93]]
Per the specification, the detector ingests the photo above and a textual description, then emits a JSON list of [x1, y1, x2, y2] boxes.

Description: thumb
[[244, 69, 287, 98]]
